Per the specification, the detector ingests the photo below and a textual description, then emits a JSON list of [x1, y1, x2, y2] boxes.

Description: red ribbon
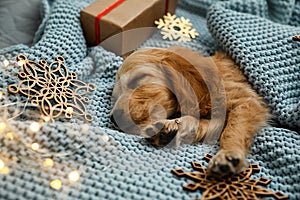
[[165, 0, 169, 14], [95, 0, 125, 45], [95, 0, 170, 45]]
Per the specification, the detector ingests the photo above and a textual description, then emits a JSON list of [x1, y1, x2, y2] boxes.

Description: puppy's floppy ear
[[167, 46, 226, 108], [159, 47, 218, 117], [160, 62, 200, 117]]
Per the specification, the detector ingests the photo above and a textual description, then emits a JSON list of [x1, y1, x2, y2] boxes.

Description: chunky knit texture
[[0, 0, 299, 199], [207, 0, 300, 129]]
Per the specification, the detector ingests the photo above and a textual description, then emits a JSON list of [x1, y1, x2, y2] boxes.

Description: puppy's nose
[[110, 109, 124, 127], [220, 164, 230, 173]]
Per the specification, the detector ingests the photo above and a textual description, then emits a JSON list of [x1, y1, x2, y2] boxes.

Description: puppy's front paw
[[143, 116, 200, 147], [143, 119, 180, 147], [207, 150, 248, 177]]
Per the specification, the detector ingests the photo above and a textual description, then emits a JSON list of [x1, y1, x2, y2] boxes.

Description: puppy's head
[[110, 48, 179, 135]]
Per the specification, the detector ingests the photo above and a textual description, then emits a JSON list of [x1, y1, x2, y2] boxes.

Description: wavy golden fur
[[110, 46, 269, 176]]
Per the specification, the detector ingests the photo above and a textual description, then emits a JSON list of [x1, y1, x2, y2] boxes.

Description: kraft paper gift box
[[80, 0, 177, 55]]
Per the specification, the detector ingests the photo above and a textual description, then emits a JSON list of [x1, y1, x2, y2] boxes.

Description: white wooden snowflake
[[155, 13, 199, 42]]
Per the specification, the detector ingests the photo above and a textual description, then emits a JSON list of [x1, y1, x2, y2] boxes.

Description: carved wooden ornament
[[8, 54, 96, 122], [172, 154, 288, 200], [155, 13, 199, 42]]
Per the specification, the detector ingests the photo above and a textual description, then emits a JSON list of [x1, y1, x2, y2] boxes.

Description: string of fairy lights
[[0, 54, 171, 195], [0, 57, 91, 190]]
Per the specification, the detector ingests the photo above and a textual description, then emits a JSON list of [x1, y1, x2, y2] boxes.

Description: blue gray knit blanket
[[0, 0, 299, 199]]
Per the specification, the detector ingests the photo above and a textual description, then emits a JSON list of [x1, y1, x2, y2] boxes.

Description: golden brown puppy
[[110, 46, 269, 177]]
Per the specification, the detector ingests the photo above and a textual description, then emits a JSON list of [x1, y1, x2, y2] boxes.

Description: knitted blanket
[[0, 0, 299, 199]]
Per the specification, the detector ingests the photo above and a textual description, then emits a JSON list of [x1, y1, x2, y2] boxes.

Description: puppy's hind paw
[[207, 150, 248, 177]]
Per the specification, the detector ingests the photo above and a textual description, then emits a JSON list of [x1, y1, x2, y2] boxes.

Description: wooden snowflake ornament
[[172, 154, 288, 200], [8, 54, 96, 122], [155, 13, 199, 42]]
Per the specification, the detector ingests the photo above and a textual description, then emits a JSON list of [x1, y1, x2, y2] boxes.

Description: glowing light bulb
[[3, 60, 9, 67], [0, 122, 7, 132], [42, 115, 51, 122], [6, 132, 14, 140], [100, 134, 110, 142], [0, 159, 5, 170], [68, 171, 80, 183], [31, 143, 40, 151], [81, 124, 89, 134], [17, 60, 25, 66], [66, 107, 74, 115], [0, 160, 9, 175], [30, 122, 41, 133], [43, 158, 54, 168], [0, 167, 9, 175], [50, 179, 62, 190]]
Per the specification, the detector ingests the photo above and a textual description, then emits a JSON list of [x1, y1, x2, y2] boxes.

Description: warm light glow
[[0, 166, 9, 175], [81, 124, 89, 134], [0, 159, 8, 174], [0, 159, 5, 170], [17, 60, 25, 66], [66, 107, 74, 115], [42, 115, 51, 122], [30, 122, 41, 133], [100, 134, 110, 142], [0, 91, 3, 99], [50, 179, 62, 190], [0, 122, 7, 132], [68, 170, 80, 183], [43, 158, 54, 167], [6, 132, 14, 140], [3, 60, 9, 67], [31, 143, 40, 151]]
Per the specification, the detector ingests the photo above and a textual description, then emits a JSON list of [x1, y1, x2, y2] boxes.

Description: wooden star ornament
[[172, 154, 288, 200]]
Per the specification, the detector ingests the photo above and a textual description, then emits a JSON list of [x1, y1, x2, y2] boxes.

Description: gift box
[[80, 0, 177, 55]]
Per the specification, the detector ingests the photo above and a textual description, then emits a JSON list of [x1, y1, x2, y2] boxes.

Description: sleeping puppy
[[110, 46, 269, 177]]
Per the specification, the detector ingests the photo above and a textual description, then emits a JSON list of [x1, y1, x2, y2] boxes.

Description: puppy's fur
[[110, 46, 269, 176]]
